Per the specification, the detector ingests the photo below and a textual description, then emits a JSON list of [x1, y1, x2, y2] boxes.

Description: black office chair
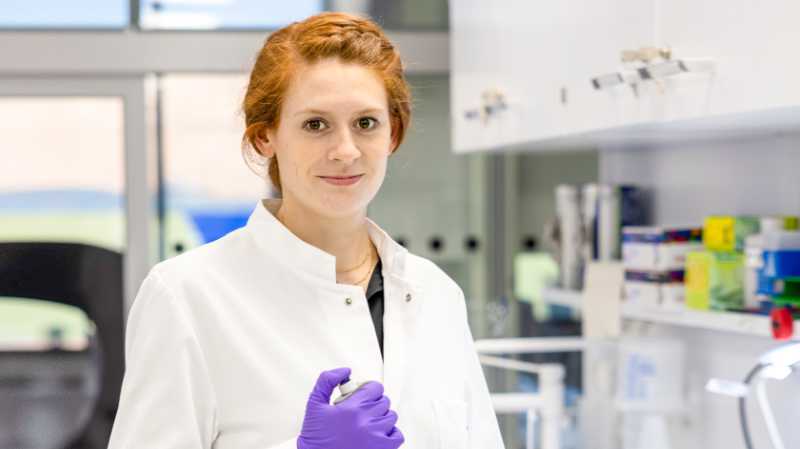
[[0, 242, 125, 449]]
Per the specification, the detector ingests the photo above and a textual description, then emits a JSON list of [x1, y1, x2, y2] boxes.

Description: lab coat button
[[405, 293, 412, 302], [345, 297, 353, 305]]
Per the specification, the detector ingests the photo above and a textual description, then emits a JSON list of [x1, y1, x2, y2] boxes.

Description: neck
[[275, 196, 374, 275]]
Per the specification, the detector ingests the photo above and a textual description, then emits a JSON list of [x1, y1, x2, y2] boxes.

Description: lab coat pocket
[[433, 399, 469, 449]]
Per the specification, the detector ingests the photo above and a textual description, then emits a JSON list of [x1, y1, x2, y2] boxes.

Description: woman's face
[[261, 58, 394, 220]]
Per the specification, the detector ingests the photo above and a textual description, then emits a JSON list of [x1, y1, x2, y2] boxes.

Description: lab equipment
[[622, 226, 702, 272], [745, 221, 799, 308], [624, 281, 685, 310], [513, 251, 559, 321], [750, 230, 800, 334], [685, 251, 745, 310], [475, 337, 585, 449], [617, 338, 686, 449], [554, 183, 647, 290], [622, 227, 700, 309], [585, 185, 648, 262], [597, 185, 621, 260], [707, 342, 800, 449], [759, 342, 800, 368], [703, 216, 760, 253], [298, 368, 403, 449], [760, 229, 800, 250], [556, 185, 583, 289], [581, 184, 600, 262], [333, 379, 366, 404], [758, 248, 800, 316], [616, 338, 685, 413]]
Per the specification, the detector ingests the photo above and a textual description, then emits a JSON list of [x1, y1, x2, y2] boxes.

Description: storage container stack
[[754, 227, 800, 338], [622, 226, 703, 309], [684, 216, 759, 311], [685, 215, 800, 314]]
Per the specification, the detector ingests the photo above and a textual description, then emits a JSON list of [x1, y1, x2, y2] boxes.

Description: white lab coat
[[108, 198, 504, 449]]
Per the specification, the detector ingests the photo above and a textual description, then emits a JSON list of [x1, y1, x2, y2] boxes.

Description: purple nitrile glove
[[297, 367, 404, 449]]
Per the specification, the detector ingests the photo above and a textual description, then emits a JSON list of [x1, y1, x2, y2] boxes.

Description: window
[[140, 0, 323, 30], [0, 97, 111, 446], [0, 0, 128, 29], [157, 74, 268, 258], [139, 0, 447, 31], [0, 97, 126, 250]]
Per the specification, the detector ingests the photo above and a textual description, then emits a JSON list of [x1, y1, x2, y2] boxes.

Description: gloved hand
[[297, 367, 404, 449]]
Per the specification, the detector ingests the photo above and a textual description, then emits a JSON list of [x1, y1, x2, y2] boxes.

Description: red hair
[[241, 12, 412, 192]]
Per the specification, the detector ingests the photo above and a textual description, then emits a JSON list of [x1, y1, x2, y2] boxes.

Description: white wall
[[600, 134, 800, 224]]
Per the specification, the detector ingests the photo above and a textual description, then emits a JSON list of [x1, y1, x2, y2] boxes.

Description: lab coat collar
[[245, 198, 410, 286], [246, 198, 419, 406]]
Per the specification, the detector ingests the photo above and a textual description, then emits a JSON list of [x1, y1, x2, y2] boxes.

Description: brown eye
[[304, 119, 328, 132], [357, 117, 377, 130]]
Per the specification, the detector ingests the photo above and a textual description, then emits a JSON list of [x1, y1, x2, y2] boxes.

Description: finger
[[363, 395, 391, 417], [386, 426, 405, 446], [347, 380, 384, 403], [309, 367, 351, 404], [370, 410, 399, 433]]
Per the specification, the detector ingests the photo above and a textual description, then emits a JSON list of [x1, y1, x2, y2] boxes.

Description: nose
[[328, 128, 361, 163]]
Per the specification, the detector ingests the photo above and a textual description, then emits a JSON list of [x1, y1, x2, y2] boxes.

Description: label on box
[[625, 281, 661, 307], [685, 250, 744, 311], [623, 242, 703, 271], [622, 226, 702, 244], [703, 216, 759, 252], [625, 270, 685, 283], [660, 283, 686, 310]]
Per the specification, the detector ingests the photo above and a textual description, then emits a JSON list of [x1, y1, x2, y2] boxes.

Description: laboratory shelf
[[541, 287, 800, 339], [620, 304, 800, 339]]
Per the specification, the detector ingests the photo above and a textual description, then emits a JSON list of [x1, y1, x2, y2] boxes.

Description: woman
[[108, 12, 504, 449]]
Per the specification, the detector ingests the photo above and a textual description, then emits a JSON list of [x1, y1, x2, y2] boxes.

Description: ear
[[255, 129, 276, 159], [389, 133, 399, 155]]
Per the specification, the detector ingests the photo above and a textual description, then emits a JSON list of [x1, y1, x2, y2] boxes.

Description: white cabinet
[[561, 2, 655, 134], [654, 0, 800, 121], [450, 0, 653, 153], [451, 0, 800, 153], [450, 1, 570, 153]]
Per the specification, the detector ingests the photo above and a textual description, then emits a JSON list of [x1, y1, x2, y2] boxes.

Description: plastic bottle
[[744, 217, 783, 309]]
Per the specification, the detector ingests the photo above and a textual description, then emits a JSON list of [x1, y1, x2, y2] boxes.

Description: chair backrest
[[0, 242, 125, 449]]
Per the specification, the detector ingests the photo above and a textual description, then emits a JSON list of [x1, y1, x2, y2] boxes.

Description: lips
[[318, 174, 364, 186]]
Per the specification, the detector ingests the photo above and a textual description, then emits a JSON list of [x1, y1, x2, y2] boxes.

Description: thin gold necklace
[[337, 244, 372, 274], [353, 253, 377, 287]]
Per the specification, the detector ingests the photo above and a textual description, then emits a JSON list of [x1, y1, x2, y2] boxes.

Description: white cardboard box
[[623, 242, 703, 272]]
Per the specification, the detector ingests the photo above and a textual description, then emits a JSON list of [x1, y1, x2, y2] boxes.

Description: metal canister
[[556, 184, 583, 289]]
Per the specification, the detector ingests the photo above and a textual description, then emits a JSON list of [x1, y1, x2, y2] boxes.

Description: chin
[[289, 181, 380, 219], [312, 196, 371, 219]]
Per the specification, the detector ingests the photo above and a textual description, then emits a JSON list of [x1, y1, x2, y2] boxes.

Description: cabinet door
[[450, 0, 654, 153], [655, 0, 800, 121], [563, 0, 655, 133], [450, 0, 573, 153]]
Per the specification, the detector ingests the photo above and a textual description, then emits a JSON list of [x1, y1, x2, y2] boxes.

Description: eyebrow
[[293, 108, 385, 117]]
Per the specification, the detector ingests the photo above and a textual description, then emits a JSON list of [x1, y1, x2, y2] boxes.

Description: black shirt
[[365, 258, 384, 359]]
